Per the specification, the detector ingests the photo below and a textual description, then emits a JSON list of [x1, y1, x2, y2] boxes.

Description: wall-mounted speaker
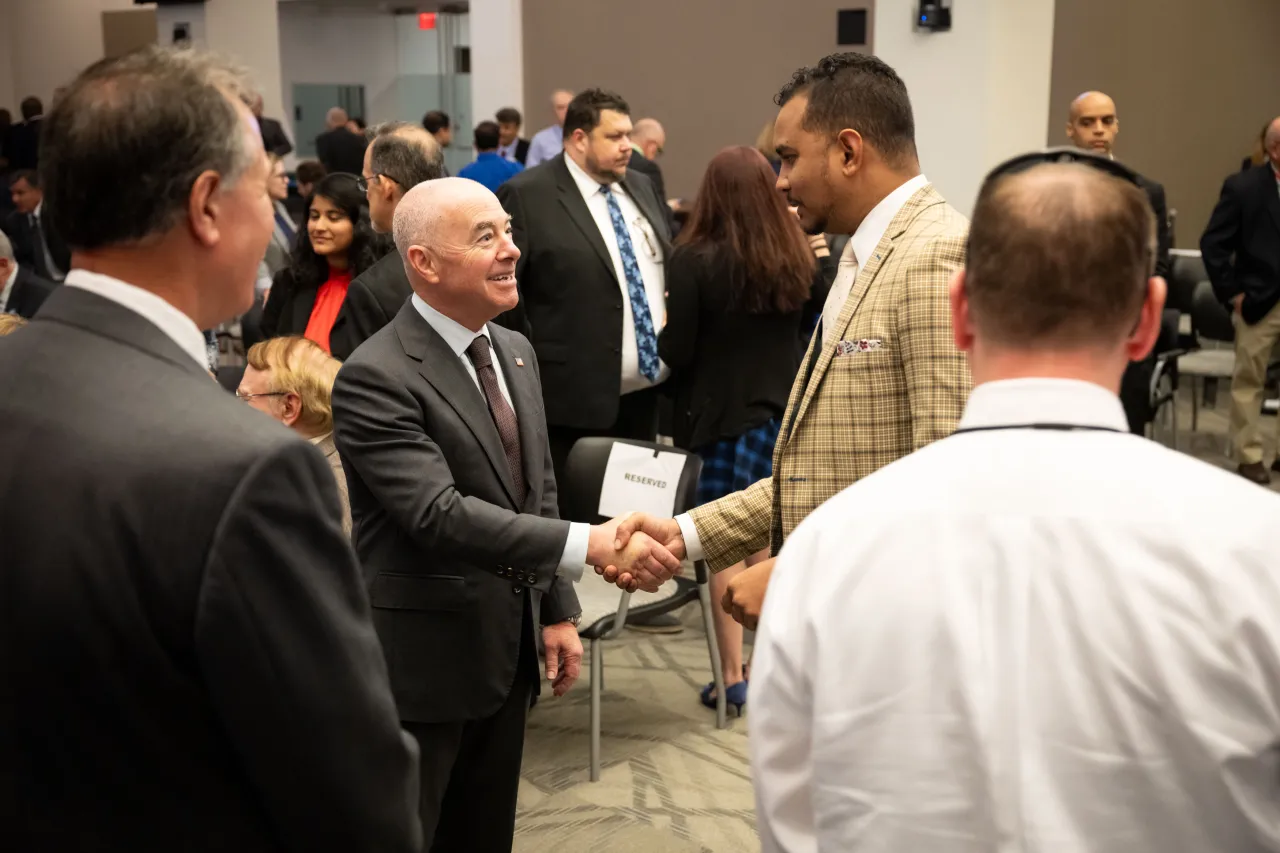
[[837, 9, 868, 47], [916, 0, 952, 32]]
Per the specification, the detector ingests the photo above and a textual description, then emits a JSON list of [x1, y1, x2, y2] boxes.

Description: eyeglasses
[[235, 390, 286, 402], [630, 215, 659, 260], [982, 147, 1142, 192], [356, 173, 401, 194]]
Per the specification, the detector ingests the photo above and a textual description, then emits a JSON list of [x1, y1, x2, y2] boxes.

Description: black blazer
[[513, 138, 531, 165], [660, 245, 826, 450], [330, 251, 412, 362], [259, 115, 294, 157], [1136, 174, 1172, 282], [331, 303, 580, 724], [7, 117, 41, 171], [627, 150, 680, 234], [1201, 163, 1280, 324], [315, 127, 368, 176], [4, 264, 57, 318], [4, 208, 70, 278], [496, 153, 673, 429], [0, 286, 419, 851]]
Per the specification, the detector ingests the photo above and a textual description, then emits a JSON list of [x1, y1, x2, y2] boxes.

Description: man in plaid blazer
[[602, 53, 971, 627]]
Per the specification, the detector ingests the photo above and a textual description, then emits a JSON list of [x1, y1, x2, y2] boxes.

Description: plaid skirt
[[694, 418, 781, 506]]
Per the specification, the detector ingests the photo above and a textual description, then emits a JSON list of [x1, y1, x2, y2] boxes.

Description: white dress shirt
[[64, 269, 208, 369], [411, 294, 589, 582], [673, 175, 930, 559], [751, 377, 1280, 853], [0, 264, 18, 313], [563, 153, 670, 394]]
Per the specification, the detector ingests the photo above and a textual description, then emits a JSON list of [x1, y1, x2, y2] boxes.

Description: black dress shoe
[[1239, 462, 1272, 485]]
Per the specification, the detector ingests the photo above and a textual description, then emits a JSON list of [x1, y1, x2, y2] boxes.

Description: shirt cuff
[[557, 522, 589, 583], [675, 513, 705, 563]]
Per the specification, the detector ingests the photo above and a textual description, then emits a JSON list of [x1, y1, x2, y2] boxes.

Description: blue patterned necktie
[[600, 185, 660, 381]]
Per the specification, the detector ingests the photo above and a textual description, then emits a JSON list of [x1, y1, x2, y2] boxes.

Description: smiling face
[[307, 194, 354, 261]]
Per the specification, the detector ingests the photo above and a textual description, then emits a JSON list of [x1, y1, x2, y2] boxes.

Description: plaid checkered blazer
[[687, 184, 972, 570]]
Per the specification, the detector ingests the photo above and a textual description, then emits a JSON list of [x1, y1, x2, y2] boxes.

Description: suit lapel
[[1261, 167, 1280, 237], [489, 328, 544, 512], [291, 286, 318, 335], [786, 184, 940, 439], [392, 304, 520, 507], [553, 156, 618, 283], [621, 175, 671, 251]]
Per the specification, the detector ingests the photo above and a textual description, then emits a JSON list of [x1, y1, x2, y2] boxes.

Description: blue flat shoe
[[700, 680, 748, 716]]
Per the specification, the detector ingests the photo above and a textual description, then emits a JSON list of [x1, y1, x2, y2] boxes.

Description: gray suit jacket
[[316, 431, 353, 537], [0, 286, 420, 851], [332, 300, 581, 724]]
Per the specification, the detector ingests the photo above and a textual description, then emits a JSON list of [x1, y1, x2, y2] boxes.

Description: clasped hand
[[589, 513, 686, 593]]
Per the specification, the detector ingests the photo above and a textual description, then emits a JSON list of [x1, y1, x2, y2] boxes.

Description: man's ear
[[187, 170, 223, 248], [407, 245, 439, 285], [835, 128, 865, 177], [279, 391, 303, 428], [1126, 276, 1167, 363], [949, 269, 975, 354]]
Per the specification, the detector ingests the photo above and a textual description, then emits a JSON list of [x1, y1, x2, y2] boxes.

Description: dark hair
[[348, 115, 367, 131], [9, 169, 39, 189], [776, 52, 917, 167], [678, 146, 814, 314], [422, 110, 450, 134], [41, 48, 253, 251], [966, 162, 1155, 349], [495, 107, 521, 126], [368, 122, 445, 188], [20, 96, 42, 120], [295, 160, 327, 186], [0, 109, 11, 126], [289, 173, 386, 290], [563, 89, 629, 138], [473, 121, 500, 151]]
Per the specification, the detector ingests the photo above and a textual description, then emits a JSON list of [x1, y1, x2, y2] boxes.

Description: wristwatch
[[564, 612, 582, 627]]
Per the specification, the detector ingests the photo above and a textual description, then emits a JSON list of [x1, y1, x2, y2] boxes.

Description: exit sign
[[419, 12, 437, 29]]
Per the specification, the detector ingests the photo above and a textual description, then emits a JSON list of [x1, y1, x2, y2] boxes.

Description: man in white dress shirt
[[750, 150, 1280, 853], [0, 46, 422, 850]]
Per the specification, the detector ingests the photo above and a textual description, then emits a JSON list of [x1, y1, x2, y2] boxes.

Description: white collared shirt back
[[751, 378, 1280, 853]]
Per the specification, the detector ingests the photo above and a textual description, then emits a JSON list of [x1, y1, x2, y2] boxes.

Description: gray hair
[[41, 46, 258, 251], [368, 122, 445, 190], [0, 229, 14, 263]]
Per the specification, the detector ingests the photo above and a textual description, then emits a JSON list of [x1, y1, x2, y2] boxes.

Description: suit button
[[614, 302, 622, 309], [512, 585, 522, 594]]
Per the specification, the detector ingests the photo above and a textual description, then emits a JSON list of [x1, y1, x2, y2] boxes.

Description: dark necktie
[[29, 213, 53, 280], [274, 210, 296, 245], [465, 335, 526, 501]]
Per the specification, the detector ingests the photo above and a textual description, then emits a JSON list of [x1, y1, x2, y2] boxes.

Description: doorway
[[292, 84, 366, 158]]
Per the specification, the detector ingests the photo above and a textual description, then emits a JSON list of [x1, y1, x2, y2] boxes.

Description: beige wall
[[1049, 0, 1280, 244], [522, 0, 872, 200]]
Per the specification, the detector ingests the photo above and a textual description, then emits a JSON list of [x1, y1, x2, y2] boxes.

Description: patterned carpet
[[514, 379, 1279, 853]]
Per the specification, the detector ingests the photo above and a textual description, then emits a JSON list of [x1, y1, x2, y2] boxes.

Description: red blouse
[[303, 267, 353, 353]]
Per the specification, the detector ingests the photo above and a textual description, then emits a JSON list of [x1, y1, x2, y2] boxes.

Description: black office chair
[[559, 437, 728, 782]]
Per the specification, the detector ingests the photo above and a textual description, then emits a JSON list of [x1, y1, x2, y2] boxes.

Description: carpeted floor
[[515, 381, 1280, 853]]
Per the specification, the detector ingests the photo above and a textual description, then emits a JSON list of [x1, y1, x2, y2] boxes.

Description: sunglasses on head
[[981, 147, 1142, 192]]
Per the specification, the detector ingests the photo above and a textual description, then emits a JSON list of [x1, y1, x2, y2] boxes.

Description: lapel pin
[[514, 357, 525, 367]]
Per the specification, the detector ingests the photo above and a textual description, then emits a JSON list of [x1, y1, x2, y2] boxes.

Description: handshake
[[585, 513, 686, 593]]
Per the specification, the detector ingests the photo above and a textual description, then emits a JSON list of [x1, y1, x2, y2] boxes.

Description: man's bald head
[[1264, 116, 1280, 166], [964, 162, 1156, 351], [394, 178, 520, 329], [552, 89, 574, 125], [326, 106, 348, 129], [631, 117, 666, 160], [1066, 91, 1119, 155]]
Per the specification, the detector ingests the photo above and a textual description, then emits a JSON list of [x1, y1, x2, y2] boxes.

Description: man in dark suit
[[0, 47, 421, 851], [5, 170, 70, 280], [329, 121, 444, 361], [7, 96, 43, 172], [251, 93, 293, 157], [0, 230, 56, 318], [496, 89, 674, 507], [496, 106, 530, 164], [331, 177, 680, 851], [315, 106, 367, 175], [1065, 90, 1172, 434], [1202, 116, 1280, 484]]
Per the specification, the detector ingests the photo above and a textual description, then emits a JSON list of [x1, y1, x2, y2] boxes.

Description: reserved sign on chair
[[597, 444, 688, 519]]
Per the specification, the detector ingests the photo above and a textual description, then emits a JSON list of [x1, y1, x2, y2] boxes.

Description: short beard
[[585, 151, 625, 184]]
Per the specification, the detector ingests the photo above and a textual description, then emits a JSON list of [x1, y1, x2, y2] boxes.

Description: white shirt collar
[[410, 292, 492, 357], [848, 174, 930, 268], [63, 269, 208, 369], [564, 151, 613, 203], [33, 200, 42, 219], [959, 377, 1129, 432], [0, 264, 18, 311]]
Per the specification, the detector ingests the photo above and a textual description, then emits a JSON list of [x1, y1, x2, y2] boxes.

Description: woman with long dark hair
[[260, 173, 386, 354], [659, 145, 828, 715]]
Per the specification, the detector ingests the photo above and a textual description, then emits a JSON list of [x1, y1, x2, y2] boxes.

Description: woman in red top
[[260, 173, 386, 354]]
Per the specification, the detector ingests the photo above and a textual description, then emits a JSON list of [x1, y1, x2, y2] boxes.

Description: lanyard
[[951, 423, 1122, 435]]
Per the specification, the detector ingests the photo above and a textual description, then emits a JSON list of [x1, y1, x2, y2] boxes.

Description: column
[[204, 0, 286, 129], [468, 0, 524, 124]]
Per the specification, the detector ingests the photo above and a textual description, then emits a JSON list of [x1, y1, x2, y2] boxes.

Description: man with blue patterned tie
[[496, 89, 673, 512]]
